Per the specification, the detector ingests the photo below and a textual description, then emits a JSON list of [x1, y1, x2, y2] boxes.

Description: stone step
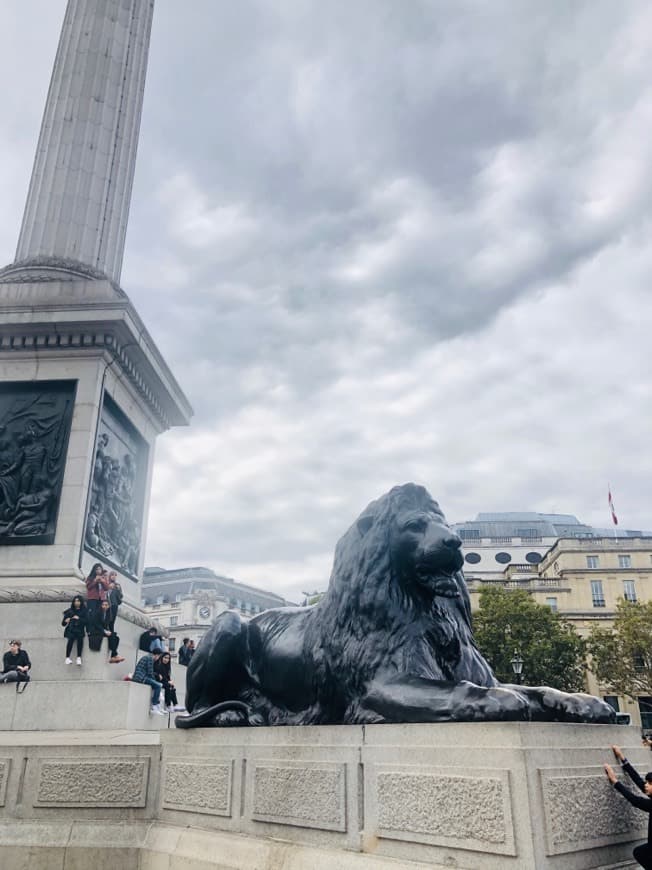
[[0, 680, 161, 731]]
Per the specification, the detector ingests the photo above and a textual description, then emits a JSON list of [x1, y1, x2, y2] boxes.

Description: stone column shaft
[[15, 0, 155, 285]]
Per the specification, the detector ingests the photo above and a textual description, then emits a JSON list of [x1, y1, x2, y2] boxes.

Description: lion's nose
[[443, 532, 462, 551]]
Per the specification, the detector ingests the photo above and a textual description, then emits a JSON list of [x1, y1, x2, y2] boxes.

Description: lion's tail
[[174, 700, 251, 729]]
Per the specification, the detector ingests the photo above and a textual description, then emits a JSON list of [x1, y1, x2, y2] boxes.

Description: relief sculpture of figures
[[0, 383, 75, 545], [85, 425, 142, 576], [177, 483, 616, 729]]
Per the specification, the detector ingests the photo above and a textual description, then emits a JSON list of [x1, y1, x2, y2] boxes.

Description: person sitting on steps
[[138, 626, 165, 655], [62, 594, 87, 665], [0, 640, 31, 687], [132, 650, 166, 715], [87, 600, 125, 663], [154, 651, 184, 712]]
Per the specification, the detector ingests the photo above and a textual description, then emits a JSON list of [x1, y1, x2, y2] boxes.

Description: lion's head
[[324, 484, 467, 610], [312, 483, 493, 692]]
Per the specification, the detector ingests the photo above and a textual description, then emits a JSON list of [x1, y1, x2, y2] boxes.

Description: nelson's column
[[0, 0, 191, 704]]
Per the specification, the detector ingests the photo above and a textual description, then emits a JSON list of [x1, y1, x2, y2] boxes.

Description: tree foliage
[[473, 586, 587, 692], [587, 599, 652, 701]]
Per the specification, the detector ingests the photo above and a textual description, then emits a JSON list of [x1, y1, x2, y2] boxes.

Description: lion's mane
[[306, 483, 497, 716]]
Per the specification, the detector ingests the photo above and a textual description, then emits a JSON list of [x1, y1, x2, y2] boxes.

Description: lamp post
[[511, 650, 524, 685]]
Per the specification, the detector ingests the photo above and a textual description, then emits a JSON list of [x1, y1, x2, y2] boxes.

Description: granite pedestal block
[[0, 723, 643, 868]]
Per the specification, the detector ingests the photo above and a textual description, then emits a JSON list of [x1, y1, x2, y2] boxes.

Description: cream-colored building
[[141, 566, 289, 657], [467, 536, 652, 726]]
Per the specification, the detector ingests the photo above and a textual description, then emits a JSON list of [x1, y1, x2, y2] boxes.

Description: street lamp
[[510, 650, 524, 685]]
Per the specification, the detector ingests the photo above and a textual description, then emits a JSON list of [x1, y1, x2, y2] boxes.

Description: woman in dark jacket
[[605, 744, 652, 868], [154, 651, 181, 711], [62, 595, 87, 665]]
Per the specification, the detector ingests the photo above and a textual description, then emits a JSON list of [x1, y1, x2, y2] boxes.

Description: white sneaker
[[76, 657, 82, 666], [150, 705, 166, 716], [167, 704, 175, 712], [65, 658, 72, 665]]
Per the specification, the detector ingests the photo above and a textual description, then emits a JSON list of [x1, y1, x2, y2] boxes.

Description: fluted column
[[14, 0, 155, 286]]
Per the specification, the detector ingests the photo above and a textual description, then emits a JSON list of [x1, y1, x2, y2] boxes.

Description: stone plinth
[[0, 723, 644, 869], [0, 681, 158, 731]]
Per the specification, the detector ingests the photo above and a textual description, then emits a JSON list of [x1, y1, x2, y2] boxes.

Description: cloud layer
[[1, 1, 651, 601]]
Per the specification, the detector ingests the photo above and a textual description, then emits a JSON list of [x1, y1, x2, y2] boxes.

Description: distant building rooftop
[[142, 566, 289, 609]]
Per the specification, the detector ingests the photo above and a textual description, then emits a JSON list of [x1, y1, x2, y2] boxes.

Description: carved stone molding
[[541, 767, 646, 855], [0, 588, 165, 631], [249, 760, 346, 832], [373, 765, 515, 855], [0, 760, 11, 807], [162, 760, 233, 817], [35, 758, 149, 807]]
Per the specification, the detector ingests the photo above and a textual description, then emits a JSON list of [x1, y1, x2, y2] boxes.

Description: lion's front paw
[[542, 690, 616, 724]]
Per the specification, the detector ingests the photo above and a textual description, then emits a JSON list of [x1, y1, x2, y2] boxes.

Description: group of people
[[61, 562, 125, 665], [132, 626, 186, 715], [2, 560, 195, 719]]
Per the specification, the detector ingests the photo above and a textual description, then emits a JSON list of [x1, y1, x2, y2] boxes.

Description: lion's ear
[[357, 515, 374, 537]]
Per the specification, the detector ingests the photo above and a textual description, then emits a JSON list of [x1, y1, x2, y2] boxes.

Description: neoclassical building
[[141, 566, 290, 655]]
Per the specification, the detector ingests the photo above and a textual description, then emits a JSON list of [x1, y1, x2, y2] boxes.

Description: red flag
[[608, 487, 618, 526]]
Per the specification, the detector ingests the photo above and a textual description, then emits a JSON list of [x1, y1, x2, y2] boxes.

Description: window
[[591, 580, 605, 607], [545, 597, 558, 612], [639, 697, 652, 731], [517, 528, 539, 539], [459, 529, 480, 541], [623, 580, 637, 602], [525, 552, 542, 564], [465, 552, 481, 564], [175, 593, 182, 603], [586, 556, 599, 569], [603, 695, 620, 713], [169, 616, 178, 626], [495, 552, 511, 564], [619, 555, 632, 569], [168, 638, 176, 652]]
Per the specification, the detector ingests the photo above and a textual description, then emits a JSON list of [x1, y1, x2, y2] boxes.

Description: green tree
[[473, 586, 587, 692], [587, 599, 652, 701]]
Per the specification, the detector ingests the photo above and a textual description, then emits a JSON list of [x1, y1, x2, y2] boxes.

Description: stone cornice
[[0, 586, 167, 633], [0, 279, 192, 431]]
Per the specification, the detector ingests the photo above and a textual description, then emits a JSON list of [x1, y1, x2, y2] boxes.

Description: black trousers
[[162, 681, 178, 707], [65, 636, 83, 657], [633, 843, 652, 869]]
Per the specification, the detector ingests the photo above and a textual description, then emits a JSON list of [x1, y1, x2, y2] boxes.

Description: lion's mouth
[[415, 571, 461, 598]]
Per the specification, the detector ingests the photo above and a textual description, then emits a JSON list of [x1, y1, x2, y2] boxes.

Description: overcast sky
[[1, 1, 651, 602]]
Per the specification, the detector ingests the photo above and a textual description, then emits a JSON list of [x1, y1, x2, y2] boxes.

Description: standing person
[[106, 571, 123, 628], [188, 639, 196, 660], [138, 626, 165, 655], [178, 638, 191, 666], [0, 640, 31, 686], [132, 650, 166, 715], [85, 562, 106, 618], [62, 595, 87, 665], [154, 651, 183, 711], [87, 600, 125, 663], [605, 745, 652, 868]]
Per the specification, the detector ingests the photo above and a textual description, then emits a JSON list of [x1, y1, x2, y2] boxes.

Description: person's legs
[[149, 638, 164, 653], [65, 637, 74, 658], [75, 636, 83, 658], [143, 677, 162, 706], [108, 634, 119, 656], [633, 844, 652, 869]]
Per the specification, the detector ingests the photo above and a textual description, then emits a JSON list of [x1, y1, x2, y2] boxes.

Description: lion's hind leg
[[184, 611, 250, 716]]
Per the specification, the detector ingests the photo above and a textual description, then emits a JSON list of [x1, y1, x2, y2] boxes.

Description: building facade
[[141, 566, 289, 655], [465, 534, 652, 726]]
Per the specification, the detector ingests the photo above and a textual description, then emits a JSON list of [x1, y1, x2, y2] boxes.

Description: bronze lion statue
[[176, 484, 615, 728]]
